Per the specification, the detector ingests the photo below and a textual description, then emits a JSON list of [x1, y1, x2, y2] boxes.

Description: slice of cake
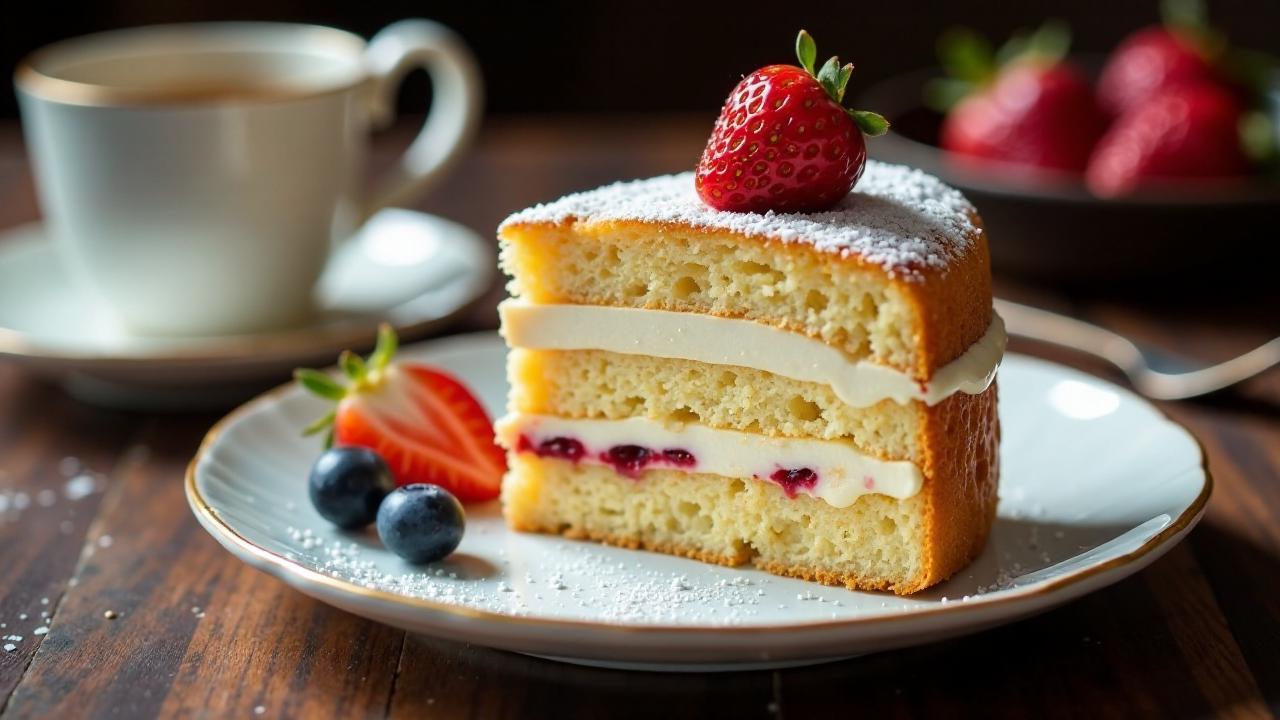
[[493, 161, 1004, 595]]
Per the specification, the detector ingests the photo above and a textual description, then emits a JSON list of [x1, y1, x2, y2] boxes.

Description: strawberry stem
[[302, 410, 337, 436], [295, 369, 345, 400], [791, 30, 890, 137], [368, 323, 398, 373], [295, 324, 404, 444], [339, 351, 368, 383]]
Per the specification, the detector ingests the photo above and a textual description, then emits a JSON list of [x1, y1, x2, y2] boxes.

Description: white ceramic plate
[[187, 332, 1210, 671], [0, 209, 493, 408]]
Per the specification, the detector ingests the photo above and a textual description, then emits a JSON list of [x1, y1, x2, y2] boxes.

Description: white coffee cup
[[15, 20, 482, 336]]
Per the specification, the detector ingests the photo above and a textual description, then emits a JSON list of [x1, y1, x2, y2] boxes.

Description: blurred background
[[1, 0, 1277, 117], [1, 0, 1277, 324]]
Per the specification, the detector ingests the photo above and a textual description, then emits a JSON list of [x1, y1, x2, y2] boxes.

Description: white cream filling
[[499, 300, 1005, 408], [496, 414, 923, 506]]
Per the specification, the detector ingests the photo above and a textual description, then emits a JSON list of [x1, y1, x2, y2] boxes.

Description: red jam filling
[[769, 467, 818, 498], [601, 444, 651, 477], [518, 434, 586, 462], [517, 435, 698, 478], [661, 448, 696, 467], [518, 436, 823, 499]]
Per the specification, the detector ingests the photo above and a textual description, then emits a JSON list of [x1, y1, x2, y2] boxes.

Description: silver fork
[[995, 299, 1280, 400]]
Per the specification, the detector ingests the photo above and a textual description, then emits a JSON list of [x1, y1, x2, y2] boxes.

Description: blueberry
[[376, 484, 465, 564], [308, 446, 394, 529]]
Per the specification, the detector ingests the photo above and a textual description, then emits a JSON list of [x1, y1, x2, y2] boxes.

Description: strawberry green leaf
[[295, 369, 346, 400], [994, 30, 1029, 68], [1225, 47, 1280, 105], [302, 409, 337, 437], [796, 30, 817, 76], [1162, 0, 1208, 33], [848, 110, 890, 137], [339, 350, 367, 382], [816, 57, 842, 101], [923, 77, 974, 112], [996, 20, 1070, 67], [1024, 19, 1070, 65], [835, 63, 854, 103], [368, 323, 399, 372], [1240, 110, 1276, 165], [938, 27, 996, 85]]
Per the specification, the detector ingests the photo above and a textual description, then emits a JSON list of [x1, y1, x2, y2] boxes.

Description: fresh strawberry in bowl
[[1087, 0, 1272, 197], [296, 325, 506, 503], [694, 30, 889, 213], [1096, 0, 1226, 117], [931, 21, 1107, 174], [1086, 83, 1252, 197], [847, 5, 1279, 282]]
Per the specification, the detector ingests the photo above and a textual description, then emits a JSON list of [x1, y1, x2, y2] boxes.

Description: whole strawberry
[[695, 30, 888, 213], [1096, 0, 1223, 117], [932, 22, 1107, 173], [1085, 83, 1251, 197]]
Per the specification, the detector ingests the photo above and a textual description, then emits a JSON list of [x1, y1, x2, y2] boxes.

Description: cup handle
[[361, 20, 483, 217]]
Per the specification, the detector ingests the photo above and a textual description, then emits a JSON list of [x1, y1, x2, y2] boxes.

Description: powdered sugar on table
[[500, 161, 979, 280]]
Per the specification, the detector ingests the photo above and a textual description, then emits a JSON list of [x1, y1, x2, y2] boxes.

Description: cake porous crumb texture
[[502, 383, 999, 594], [499, 164, 992, 380], [498, 164, 999, 595], [510, 348, 923, 463]]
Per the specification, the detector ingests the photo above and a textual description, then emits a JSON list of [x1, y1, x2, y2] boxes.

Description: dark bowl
[[856, 70, 1280, 286]]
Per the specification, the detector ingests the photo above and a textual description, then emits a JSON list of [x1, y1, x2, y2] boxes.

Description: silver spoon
[[995, 299, 1280, 400]]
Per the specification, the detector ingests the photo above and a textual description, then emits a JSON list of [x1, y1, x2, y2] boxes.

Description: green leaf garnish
[[835, 63, 854, 103], [294, 324, 403, 445], [302, 410, 337, 437], [1162, 0, 1208, 33], [791, 30, 889, 138], [1024, 19, 1070, 65], [339, 350, 367, 382], [294, 369, 345, 401], [933, 20, 1074, 110], [816, 57, 842, 100], [938, 27, 996, 85], [848, 110, 890, 137], [796, 30, 817, 75], [368, 322, 398, 373], [1240, 110, 1276, 165], [923, 77, 974, 112]]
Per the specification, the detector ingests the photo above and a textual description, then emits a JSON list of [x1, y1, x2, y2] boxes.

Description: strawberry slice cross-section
[[295, 325, 506, 503]]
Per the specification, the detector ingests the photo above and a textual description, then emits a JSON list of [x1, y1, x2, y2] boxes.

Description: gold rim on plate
[[185, 345, 1213, 635]]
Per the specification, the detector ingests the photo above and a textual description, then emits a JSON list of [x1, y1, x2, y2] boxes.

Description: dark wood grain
[[0, 365, 139, 707], [0, 117, 1277, 719]]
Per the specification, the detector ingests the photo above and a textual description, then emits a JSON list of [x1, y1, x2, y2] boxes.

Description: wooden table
[[0, 117, 1276, 719]]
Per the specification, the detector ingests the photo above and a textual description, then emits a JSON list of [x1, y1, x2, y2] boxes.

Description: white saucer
[[187, 332, 1210, 671], [0, 209, 494, 408]]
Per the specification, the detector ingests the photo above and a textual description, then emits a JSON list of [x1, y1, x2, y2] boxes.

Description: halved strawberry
[[295, 326, 506, 503]]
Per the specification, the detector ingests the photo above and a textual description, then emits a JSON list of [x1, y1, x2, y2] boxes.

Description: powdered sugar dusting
[[263, 509, 1049, 627], [500, 161, 978, 280]]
